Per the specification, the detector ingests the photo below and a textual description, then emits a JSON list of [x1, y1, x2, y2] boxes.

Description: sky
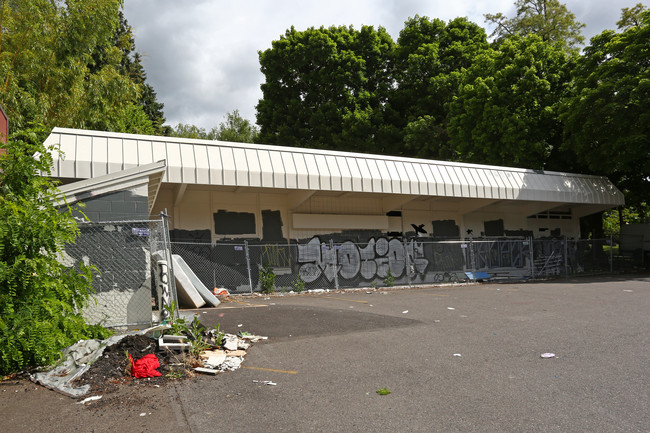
[[122, 0, 645, 131]]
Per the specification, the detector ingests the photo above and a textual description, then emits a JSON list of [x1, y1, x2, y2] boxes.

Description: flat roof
[[45, 127, 624, 207]]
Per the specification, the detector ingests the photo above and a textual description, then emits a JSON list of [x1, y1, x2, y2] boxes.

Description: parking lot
[[2, 275, 648, 432]]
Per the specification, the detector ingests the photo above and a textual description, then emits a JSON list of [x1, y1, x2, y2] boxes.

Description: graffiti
[[432, 272, 465, 283], [297, 237, 429, 283]]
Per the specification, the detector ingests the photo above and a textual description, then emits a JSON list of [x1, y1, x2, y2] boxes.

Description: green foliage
[[256, 25, 397, 154], [394, 16, 489, 159], [162, 301, 223, 357], [0, 0, 161, 134], [291, 274, 306, 293], [383, 270, 395, 287], [0, 127, 111, 375], [376, 387, 391, 395], [448, 34, 572, 170], [603, 206, 648, 237], [561, 10, 650, 210], [259, 264, 277, 294], [485, 0, 585, 53], [215, 110, 259, 143]]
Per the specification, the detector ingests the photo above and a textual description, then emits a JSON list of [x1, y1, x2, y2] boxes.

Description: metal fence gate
[[170, 237, 642, 294], [64, 217, 177, 327]]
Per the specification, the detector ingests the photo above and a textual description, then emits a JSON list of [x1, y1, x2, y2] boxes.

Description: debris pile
[[31, 322, 267, 398]]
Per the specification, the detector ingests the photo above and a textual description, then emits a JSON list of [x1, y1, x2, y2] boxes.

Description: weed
[[259, 263, 277, 294], [165, 368, 184, 380], [383, 270, 395, 287], [376, 387, 391, 395], [291, 274, 306, 292]]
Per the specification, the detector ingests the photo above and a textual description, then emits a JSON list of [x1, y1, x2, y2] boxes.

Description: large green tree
[[448, 35, 573, 170], [256, 25, 396, 153], [561, 9, 650, 210], [393, 16, 489, 160], [0, 0, 154, 133], [485, 0, 585, 53], [0, 127, 110, 374]]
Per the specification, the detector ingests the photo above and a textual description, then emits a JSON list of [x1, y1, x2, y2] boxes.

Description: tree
[[256, 25, 396, 153], [212, 110, 258, 143], [392, 16, 489, 159], [448, 35, 573, 170], [0, 0, 156, 134], [0, 127, 110, 374], [617, 3, 648, 30], [485, 0, 585, 53], [561, 9, 650, 211], [169, 123, 215, 140]]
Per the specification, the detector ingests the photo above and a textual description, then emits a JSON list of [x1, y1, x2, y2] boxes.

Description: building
[[46, 127, 624, 292]]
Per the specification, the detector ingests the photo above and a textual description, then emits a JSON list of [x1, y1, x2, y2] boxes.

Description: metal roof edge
[[49, 127, 609, 181], [54, 160, 166, 207]]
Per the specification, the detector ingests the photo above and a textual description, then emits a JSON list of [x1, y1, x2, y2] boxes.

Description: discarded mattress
[[172, 254, 220, 307], [173, 258, 205, 308]]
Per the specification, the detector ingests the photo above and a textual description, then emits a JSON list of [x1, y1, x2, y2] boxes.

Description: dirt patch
[[72, 334, 192, 397]]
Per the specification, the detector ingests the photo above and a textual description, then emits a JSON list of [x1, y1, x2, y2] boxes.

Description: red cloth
[[128, 353, 162, 378]]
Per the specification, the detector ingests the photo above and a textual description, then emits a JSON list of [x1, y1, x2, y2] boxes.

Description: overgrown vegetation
[[292, 274, 306, 292], [162, 301, 224, 365], [259, 263, 277, 294], [0, 127, 111, 375], [383, 270, 395, 287]]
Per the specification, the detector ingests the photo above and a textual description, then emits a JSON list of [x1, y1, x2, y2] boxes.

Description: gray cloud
[[123, 0, 648, 130]]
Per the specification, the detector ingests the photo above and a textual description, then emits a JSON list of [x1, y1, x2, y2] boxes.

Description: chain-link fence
[[170, 236, 645, 294], [64, 217, 177, 327]]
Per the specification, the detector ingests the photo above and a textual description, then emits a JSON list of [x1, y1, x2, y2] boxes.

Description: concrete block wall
[[71, 184, 149, 222]]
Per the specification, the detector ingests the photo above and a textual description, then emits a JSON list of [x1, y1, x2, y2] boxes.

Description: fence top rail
[[78, 219, 164, 225]]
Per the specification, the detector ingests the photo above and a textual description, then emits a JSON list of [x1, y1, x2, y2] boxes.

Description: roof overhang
[[44, 128, 625, 213], [54, 160, 166, 216]]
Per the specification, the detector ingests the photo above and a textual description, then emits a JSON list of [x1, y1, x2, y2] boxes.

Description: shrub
[[0, 127, 111, 375], [259, 263, 276, 294]]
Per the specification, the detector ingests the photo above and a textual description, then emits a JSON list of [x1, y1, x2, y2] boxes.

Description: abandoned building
[[45, 127, 625, 302]]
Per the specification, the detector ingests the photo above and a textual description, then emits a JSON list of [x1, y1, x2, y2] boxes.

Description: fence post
[[404, 238, 411, 287], [330, 239, 339, 290], [530, 236, 535, 279], [160, 209, 178, 315], [564, 235, 569, 277], [610, 235, 613, 273], [245, 240, 253, 293]]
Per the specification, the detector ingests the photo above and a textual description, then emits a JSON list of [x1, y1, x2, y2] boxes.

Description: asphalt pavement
[[2, 275, 648, 432]]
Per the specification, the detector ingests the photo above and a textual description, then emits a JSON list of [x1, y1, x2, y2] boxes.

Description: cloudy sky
[[122, 0, 644, 130]]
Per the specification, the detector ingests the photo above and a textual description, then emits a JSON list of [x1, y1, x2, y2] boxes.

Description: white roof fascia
[[45, 128, 626, 207], [54, 160, 166, 216]]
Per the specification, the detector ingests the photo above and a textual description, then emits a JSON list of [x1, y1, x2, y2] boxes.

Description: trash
[[453, 354, 462, 357], [140, 413, 147, 417], [223, 336, 239, 351], [540, 353, 556, 358], [253, 380, 277, 386], [129, 353, 162, 378], [194, 367, 220, 375], [237, 324, 243, 327], [158, 334, 191, 351], [402, 310, 408, 314], [201, 350, 227, 368], [434, 320, 440, 323], [219, 356, 243, 371], [77, 395, 102, 404], [213, 288, 230, 298], [225, 350, 247, 357], [238, 333, 268, 342], [447, 307, 455, 310]]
